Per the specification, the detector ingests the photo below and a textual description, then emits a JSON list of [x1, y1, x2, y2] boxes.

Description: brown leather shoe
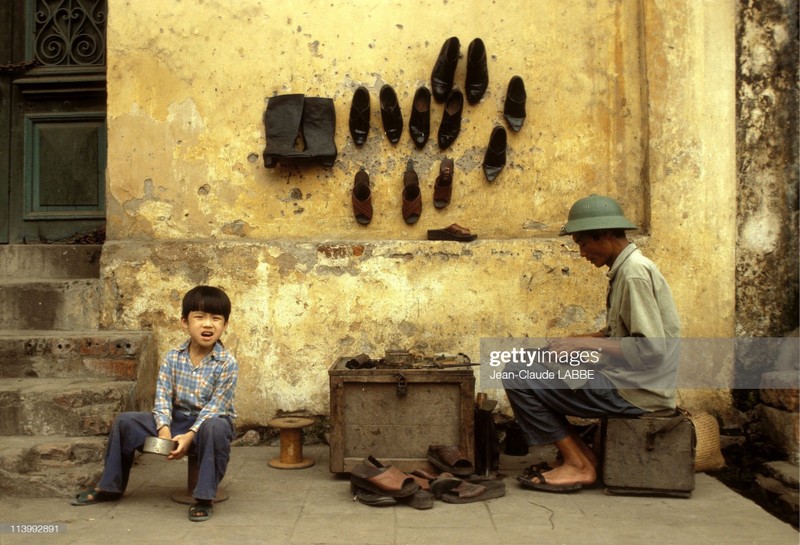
[[433, 157, 454, 209], [352, 168, 373, 225]]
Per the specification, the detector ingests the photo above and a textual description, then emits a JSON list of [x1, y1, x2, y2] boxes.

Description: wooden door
[[1, 0, 106, 244]]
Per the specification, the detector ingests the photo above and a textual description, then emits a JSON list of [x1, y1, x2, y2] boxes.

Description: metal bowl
[[142, 436, 177, 456]]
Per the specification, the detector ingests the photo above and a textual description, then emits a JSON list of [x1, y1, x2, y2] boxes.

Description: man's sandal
[[71, 488, 122, 506], [188, 502, 213, 522]]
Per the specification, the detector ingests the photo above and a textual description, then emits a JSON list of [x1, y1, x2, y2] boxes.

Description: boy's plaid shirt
[[153, 340, 238, 432]]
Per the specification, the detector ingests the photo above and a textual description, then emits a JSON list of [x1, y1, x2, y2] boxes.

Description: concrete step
[[0, 436, 106, 497], [0, 330, 154, 380], [0, 244, 101, 280], [0, 279, 100, 330], [0, 378, 135, 436]]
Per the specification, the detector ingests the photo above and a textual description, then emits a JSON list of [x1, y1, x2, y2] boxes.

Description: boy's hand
[[167, 431, 196, 460], [157, 426, 172, 440]]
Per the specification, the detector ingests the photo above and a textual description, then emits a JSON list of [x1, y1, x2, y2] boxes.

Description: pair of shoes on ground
[[350, 454, 505, 508], [72, 487, 214, 521]]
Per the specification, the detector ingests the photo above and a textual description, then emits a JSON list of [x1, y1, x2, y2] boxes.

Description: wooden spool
[[268, 417, 315, 469]]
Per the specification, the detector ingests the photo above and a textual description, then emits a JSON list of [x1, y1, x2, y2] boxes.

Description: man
[[502, 194, 680, 492]]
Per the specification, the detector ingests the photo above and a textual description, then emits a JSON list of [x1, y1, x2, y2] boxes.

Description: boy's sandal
[[188, 502, 213, 522], [71, 488, 122, 506]]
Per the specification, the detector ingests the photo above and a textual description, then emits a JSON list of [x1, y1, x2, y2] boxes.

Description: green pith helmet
[[559, 194, 637, 235]]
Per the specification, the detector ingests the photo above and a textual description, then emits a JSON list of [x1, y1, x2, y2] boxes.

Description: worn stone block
[[760, 371, 799, 411], [758, 404, 800, 464]]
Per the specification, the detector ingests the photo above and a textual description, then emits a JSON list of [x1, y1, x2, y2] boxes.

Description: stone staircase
[[0, 245, 156, 497]]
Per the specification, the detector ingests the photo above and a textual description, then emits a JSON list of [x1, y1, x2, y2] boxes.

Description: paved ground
[[0, 445, 797, 545]]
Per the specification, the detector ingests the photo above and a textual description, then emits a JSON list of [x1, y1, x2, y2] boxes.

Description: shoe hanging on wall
[[433, 157, 454, 209], [352, 167, 373, 225], [503, 76, 527, 132], [408, 86, 431, 149], [465, 38, 488, 105], [349, 86, 371, 146], [402, 159, 422, 224], [482, 125, 507, 182], [438, 88, 464, 150], [380, 84, 403, 144], [431, 36, 460, 103]]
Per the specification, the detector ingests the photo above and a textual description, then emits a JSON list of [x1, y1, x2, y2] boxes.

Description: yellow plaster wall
[[102, 0, 737, 424]]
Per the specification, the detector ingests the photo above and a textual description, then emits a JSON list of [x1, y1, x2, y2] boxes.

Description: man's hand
[[157, 426, 172, 440], [167, 430, 196, 460]]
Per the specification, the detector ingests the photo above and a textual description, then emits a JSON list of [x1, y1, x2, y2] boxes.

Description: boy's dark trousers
[[96, 410, 234, 501]]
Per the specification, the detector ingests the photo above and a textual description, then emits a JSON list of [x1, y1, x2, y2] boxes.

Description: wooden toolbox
[[602, 412, 695, 497], [328, 357, 475, 473]]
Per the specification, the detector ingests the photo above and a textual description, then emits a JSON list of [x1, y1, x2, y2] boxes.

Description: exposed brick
[[80, 337, 109, 356], [108, 338, 140, 357], [83, 358, 137, 380], [50, 338, 79, 356]]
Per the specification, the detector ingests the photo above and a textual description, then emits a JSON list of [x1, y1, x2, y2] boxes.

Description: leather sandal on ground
[[397, 489, 434, 510], [350, 458, 420, 498], [71, 488, 122, 506], [426, 224, 477, 242], [436, 478, 506, 504], [365, 455, 430, 491], [352, 484, 397, 507], [516, 471, 583, 493], [427, 444, 475, 476], [188, 501, 213, 522]]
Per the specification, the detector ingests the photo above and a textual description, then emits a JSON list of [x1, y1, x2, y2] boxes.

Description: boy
[[72, 285, 238, 522]]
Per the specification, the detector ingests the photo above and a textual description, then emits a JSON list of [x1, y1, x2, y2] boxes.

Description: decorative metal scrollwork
[[32, 0, 106, 67]]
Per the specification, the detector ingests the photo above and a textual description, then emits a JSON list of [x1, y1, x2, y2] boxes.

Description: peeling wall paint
[[102, 0, 739, 425]]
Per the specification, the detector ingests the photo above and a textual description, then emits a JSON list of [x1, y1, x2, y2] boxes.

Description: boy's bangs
[[182, 286, 231, 320]]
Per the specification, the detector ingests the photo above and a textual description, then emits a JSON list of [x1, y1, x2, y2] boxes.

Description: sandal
[[427, 444, 475, 476], [188, 501, 213, 522], [71, 488, 122, 506], [427, 224, 477, 242], [516, 471, 583, 493], [402, 159, 422, 224]]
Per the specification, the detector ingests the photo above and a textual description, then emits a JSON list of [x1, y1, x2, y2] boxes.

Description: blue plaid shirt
[[152, 340, 238, 433]]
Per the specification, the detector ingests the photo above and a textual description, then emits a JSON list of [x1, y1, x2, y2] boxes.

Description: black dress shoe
[[430, 37, 460, 103], [465, 38, 488, 105], [379, 84, 403, 144], [503, 76, 526, 132], [437, 88, 463, 150], [349, 86, 370, 146], [408, 86, 431, 149], [482, 125, 507, 182]]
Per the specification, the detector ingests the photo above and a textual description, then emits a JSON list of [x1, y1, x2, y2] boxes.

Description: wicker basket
[[684, 411, 726, 472]]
